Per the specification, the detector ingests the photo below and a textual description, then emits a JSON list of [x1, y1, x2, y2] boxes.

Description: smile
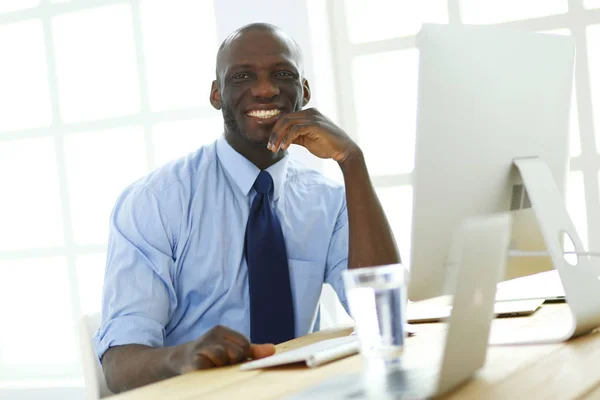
[[246, 109, 281, 119]]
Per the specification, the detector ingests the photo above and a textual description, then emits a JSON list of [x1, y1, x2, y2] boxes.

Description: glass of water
[[343, 264, 408, 367]]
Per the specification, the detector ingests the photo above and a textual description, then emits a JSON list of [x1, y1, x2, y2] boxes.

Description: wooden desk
[[111, 303, 600, 400]]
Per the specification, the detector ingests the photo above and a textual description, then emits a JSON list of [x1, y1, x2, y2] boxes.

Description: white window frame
[[0, 0, 218, 383]]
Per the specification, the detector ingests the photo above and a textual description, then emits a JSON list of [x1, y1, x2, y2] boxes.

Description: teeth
[[246, 109, 281, 119]]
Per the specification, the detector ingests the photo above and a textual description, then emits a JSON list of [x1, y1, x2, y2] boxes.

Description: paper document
[[495, 270, 565, 302]]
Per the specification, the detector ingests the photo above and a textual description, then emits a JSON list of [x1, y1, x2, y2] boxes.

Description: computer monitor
[[408, 24, 575, 301]]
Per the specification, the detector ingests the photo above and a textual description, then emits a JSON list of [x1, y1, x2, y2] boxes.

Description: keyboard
[[240, 335, 359, 370]]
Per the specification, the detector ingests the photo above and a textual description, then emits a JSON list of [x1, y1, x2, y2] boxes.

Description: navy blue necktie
[[245, 170, 295, 344]]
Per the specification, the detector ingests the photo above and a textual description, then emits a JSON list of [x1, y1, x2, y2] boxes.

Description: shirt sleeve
[[324, 198, 350, 314], [92, 184, 178, 362]]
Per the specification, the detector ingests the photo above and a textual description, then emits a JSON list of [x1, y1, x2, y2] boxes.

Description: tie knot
[[254, 170, 273, 195]]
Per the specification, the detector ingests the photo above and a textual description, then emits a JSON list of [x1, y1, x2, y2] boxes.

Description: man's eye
[[232, 73, 251, 80], [274, 71, 296, 78]]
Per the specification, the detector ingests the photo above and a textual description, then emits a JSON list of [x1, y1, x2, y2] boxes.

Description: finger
[[184, 353, 215, 372], [269, 116, 304, 151], [280, 123, 313, 151], [271, 113, 305, 134], [250, 343, 276, 359], [199, 344, 230, 367], [269, 116, 309, 151], [270, 108, 318, 135], [222, 341, 248, 364], [211, 325, 253, 359]]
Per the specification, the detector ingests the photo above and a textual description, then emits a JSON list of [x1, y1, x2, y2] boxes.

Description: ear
[[302, 79, 311, 107], [210, 80, 222, 110]]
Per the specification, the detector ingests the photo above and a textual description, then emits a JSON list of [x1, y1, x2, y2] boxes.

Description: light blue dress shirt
[[93, 137, 350, 360]]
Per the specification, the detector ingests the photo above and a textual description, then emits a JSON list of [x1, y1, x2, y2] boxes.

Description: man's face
[[212, 29, 308, 146]]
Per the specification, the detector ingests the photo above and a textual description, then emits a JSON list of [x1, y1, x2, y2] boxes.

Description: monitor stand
[[490, 157, 600, 345]]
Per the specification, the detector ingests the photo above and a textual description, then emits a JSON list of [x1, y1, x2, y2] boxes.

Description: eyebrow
[[227, 61, 298, 73]]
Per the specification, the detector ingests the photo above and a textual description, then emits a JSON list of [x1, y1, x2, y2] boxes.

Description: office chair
[[79, 313, 113, 399]]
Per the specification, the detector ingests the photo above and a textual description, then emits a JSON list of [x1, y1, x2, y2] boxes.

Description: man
[[94, 22, 400, 393]]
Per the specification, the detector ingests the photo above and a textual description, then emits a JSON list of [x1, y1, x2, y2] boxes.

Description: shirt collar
[[216, 136, 289, 201]]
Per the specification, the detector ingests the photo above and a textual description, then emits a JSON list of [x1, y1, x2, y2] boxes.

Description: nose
[[251, 75, 280, 99]]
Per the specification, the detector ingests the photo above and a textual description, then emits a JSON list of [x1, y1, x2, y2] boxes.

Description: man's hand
[[176, 325, 275, 373], [268, 109, 400, 271], [102, 325, 275, 393], [268, 108, 359, 164]]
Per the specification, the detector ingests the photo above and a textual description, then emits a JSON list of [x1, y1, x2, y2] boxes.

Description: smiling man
[[93, 23, 400, 393]]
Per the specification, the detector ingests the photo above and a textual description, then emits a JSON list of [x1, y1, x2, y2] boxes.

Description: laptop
[[286, 213, 512, 399]]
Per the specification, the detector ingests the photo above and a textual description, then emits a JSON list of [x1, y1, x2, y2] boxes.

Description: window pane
[[322, 159, 344, 184], [140, 0, 218, 111], [585, 0, 600, 8], [52, 4, 140, 123], [0, 0, 39, 13], [353, 49, 418, 175], [0, 257, 77, 367], [64, 126, 147, 245], [566, 172, 587, 249], [345, 0, 447, 43], [0, 20, 52, 132], [0, 138, 64, 250], [570, 88, 581, 157], [76, 253, 106, 316], [152, 116, 223, 166], [306, 0, 339, 123], [538, 30, 579, 157], [588, 25, 600, 146], [461, 0, 568, 24], [375, 185, 413, 265]]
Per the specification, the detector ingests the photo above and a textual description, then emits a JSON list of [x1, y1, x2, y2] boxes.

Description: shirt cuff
[[93, 315, 165, 363], [329, 273, 351, 316]]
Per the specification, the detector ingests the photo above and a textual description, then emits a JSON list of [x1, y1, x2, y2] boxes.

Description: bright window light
[[140, 0, 218, 111], [584, 0, 600, 9], [76, 253, 107, 316], [344, 0, 447, 43], [0, 257, 76, 367], [152, 116, 223, 166], [538, 30, 580, 157], [588, 26, 600, 149], [539, 29, 571, 36], [567, 171, 587, 249], [0, 0, 39, 13], [570, 87, 581, 157], [306, 0, 339, 123], [0, 138, 64, 251], [461, 0, 568, 24], [64, 126, 147, 245], [52, 4, 141, 123], [352, 49, 418, 176], [0, 20, 52, 132], [375, 185, 413, 266], [322, 159, 344, 184]]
